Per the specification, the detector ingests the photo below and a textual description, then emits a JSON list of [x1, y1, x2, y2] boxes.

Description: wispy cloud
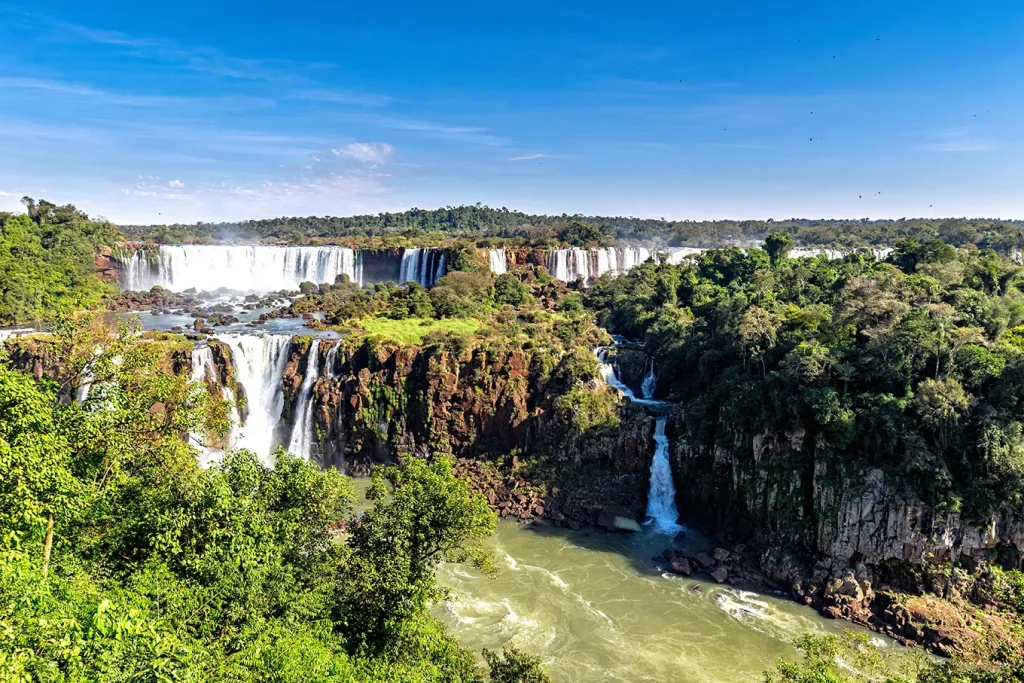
[[332, 142, 394, 163], [921, 127, 996, 153], [509, 153, 545, 161]]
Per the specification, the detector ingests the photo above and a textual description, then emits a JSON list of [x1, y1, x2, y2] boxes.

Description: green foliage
[[554, 386, 621, 434], [586, 245, 1024, 518], [340, 457, 497, 653], [0, 199, 118, 325], [765, 231, 795, 267], [494, 272, 529, 306], [765, 631, 1022, 683], [0, 319, 509, 681], [558, 220, 607, 246], [483, 645, 552, 683], [360, 317, 481, 345], [120, 205, 1024, 255]]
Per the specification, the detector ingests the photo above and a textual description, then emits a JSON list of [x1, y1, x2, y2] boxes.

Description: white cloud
[[923, 140, 995, 152], [331, 142, 394, 163], [922, 127, 996, 153], [168, 179, 184, 188], [509, 153, 545, 161]]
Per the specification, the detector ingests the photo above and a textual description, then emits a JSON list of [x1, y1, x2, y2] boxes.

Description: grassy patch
[[358, 317, 482, 345]]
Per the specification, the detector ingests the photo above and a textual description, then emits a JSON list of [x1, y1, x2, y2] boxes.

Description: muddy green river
[[435, 520, 888, 683]]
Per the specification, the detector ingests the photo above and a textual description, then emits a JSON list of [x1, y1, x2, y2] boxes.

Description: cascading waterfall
[[286, 339, 321, 461], [489, 248, 508, 275], [122, 245, 362, 292], [545, 247, 664, 285], [641, 359, 658, 400], [399, 247, 447, 287], [646, 416, 682, 533], [594, 347, 638, 400], [323, 342, 339, 379], [189, 343, 223, 466], [216, 333, 292, 463]]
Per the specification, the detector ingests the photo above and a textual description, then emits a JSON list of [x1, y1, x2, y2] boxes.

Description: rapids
[[436, 521, 887, 682]]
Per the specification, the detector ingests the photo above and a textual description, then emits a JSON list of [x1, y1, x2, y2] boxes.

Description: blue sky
[[1, 1, 1023, 223]]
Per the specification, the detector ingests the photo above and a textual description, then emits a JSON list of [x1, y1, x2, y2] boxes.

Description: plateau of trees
[[586, 239, 1024, 521]]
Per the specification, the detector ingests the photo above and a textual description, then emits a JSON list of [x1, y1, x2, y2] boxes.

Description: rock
[[711, 567, 729, 583], [734, 543, 746, 554], [713, 547, 730, 563], [696, 552, 714, 568], [597, 507, 641, 533], [668, 557, 692, 576]]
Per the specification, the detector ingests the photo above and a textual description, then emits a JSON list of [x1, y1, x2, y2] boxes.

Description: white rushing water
[[399, 247, 447, 287], [216, 333, 292, 463], [546, 246, 657, 285], [323, 342, 339, 379], [122, 245, 363, 292], [641, 358, 658, 400], [488, 248, 508, 275], [646, 417, 682, 534], [287, 339, 321, 461], [189, 344, 222, 466]]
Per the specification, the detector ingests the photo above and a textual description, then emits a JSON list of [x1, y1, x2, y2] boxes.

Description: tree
[[764, 231, 794, 267], [558, 220, 606, 246], [339, 456, 496, 652], [494, 272, 528, 306], [484, 645, 552, 683]]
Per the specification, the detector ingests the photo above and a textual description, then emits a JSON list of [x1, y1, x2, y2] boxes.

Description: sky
[[1, 1, 1023, 224]]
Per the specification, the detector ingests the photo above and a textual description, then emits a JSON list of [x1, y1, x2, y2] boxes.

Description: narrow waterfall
[[122, 245, 362, 292], [287, 339, 321, 460], [489, 248, 508, 275], [641, 359, 658, 400], [216, 333, 292, 463], [189, 343, 222, 466], [323, 342, 339, 379], [399, 247, 447, 287], [646, 416, 682, 534], [594, 347, 638, 400]]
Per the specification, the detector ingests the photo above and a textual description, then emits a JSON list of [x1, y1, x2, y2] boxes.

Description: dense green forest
[[0, 315, 550, 682], [586, 238, 1024, 521], [0, 198, 118, 326], [122, 205, 1024, 252]]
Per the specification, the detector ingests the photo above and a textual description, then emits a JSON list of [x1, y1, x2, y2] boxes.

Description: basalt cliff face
[[664, 410, 1024, 654], [665, 412, 1024, 570], [279, 337, 655, 523]]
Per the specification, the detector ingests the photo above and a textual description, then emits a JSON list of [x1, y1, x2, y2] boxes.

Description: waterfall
[[189, 343, 223, 466], [216, 333, 292, 463], [323, 342, 339, 379], [399, 247, 447, 287], [549, 247, 667, 285], [646, 417, 682, 534], [287, 339, 321, 460], [641, 359, 658, 400], [122, 245, 363, 292], [594, 347, 638, 400], [489, 248, 508, 275]]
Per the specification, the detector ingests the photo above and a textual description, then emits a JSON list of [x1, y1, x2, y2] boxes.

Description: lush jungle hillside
[[0, 198, 119, 325], [0, 315, 550, 682], [122, 205, 1024, 251], [586, 237, 1024, 522]]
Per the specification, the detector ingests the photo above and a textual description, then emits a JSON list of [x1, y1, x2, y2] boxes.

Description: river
[[435, 520, 883, 682]]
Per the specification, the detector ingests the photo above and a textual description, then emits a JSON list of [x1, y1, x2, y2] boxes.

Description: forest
[[120, 204, 1024, 252], [586, 237, 1024, 521]]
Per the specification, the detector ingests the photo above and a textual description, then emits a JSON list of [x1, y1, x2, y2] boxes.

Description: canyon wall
[[665, 410, 1024, 575]]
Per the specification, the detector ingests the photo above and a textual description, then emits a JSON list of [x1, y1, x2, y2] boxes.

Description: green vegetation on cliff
[[0, 198, 119, 325], [0, 316, 552, 682], [588, 241, 1024, 520]]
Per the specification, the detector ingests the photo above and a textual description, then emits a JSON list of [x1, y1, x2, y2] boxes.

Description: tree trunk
[[42, 512, 54, 577]]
